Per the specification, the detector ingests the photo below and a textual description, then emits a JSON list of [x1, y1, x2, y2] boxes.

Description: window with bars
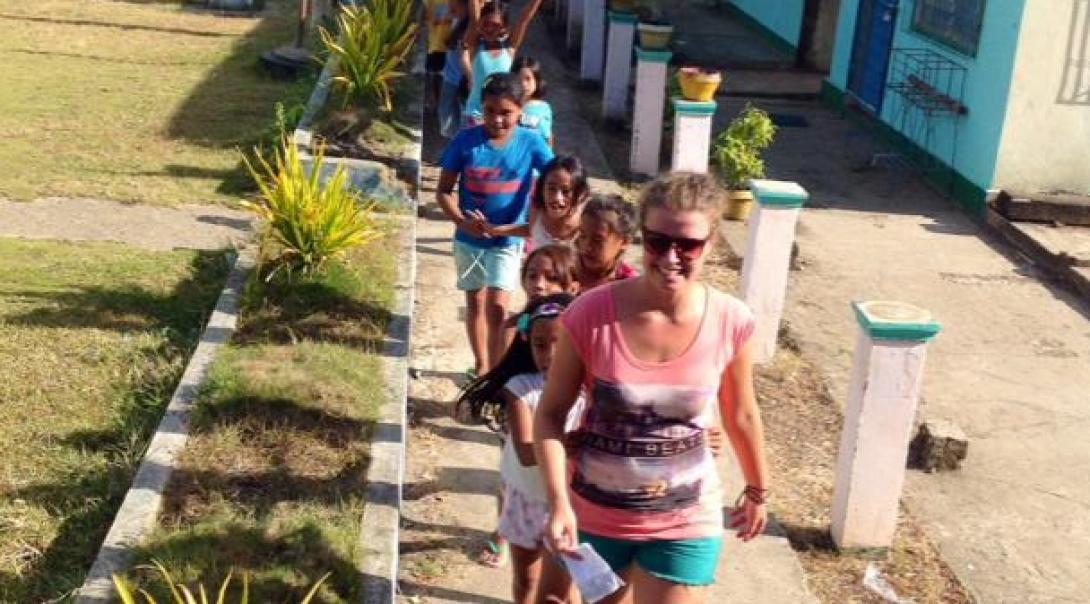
[[911, 0, 987, 56]]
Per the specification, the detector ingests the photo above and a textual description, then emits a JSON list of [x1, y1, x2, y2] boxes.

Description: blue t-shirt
[[441, 19, 464, 85], [441, 125, 555, 249], [520, 100, 553, 143]]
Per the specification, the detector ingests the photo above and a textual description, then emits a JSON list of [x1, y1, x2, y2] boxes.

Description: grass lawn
[[0, 0, 313, 205], [0, 239, 228, 602], [128, 232, 399, 601]]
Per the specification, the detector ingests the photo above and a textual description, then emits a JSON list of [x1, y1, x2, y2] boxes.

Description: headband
[[516, 302, 565, 334]]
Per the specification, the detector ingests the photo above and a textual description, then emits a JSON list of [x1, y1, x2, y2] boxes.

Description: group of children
[[427, 2, 763, 603]]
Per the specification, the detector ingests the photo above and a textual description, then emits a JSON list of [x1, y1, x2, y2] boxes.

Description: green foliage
[[242, 139, 382, 279], [320, 0, 419, 112], [113, 559, 328, 603], [712, 104, 777, 189]]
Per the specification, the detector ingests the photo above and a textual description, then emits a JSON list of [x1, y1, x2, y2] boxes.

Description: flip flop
[[478, 538, 509, 568]]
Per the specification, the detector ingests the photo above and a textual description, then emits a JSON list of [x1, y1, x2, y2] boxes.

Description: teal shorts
[[578, 531, 723, 586], [452, 239, 523, 292]]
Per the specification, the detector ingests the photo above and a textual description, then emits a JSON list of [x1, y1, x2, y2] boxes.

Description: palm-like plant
[[242, 137, 382, 279], [320, 0, 419, 111], [112, 559, 329, 603], [712, 104, 777, 189]]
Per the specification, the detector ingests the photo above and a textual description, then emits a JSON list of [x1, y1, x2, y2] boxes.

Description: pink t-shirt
[[560, 282, 755, 541]]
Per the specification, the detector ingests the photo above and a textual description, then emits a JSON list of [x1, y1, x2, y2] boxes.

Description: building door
[[847, 0, 898, 113]]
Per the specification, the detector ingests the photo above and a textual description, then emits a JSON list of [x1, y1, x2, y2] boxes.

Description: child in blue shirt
[[438, 0, 469, 138], [512, 55, 553, 147], [437, 72, 555, 376]]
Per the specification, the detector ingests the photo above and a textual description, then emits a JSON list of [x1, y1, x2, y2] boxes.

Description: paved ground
[[396, 7, 815, 602], [715, 95, 1090, 604], [0, 197, 252, 250]]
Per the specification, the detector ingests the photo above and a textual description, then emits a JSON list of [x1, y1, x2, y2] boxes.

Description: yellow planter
[[724, 189, 754, 221], [637, 23, 673, 50], [609, 0, 637, 11], [678, 67, 722, 102]]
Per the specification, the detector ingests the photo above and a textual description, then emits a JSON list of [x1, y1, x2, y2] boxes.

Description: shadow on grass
[[130, 521, 359, 602], [235, 265, 394, 351], [0, 252, 230, 602], [0, 12, 237, 38], [3, 251, 229, 337]]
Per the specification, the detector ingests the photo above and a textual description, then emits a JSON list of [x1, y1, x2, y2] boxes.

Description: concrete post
[[567, 0, 585, 54], [602, 11, 637, 120], [831, 301, 941, 551], [739, 180, 808, 364], [580, 0, 607, 83], [670, 99, 716, 173], [630, 47, 671, 178]]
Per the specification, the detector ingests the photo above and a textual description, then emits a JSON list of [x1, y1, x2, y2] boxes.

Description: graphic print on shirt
[[573, 378, 717, 513]]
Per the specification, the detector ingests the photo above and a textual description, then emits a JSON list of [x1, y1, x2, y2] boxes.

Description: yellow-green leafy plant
[[242, 138, 382, 279], [112, 559, 329, 603], [320, 0, 418, 111], [712, 104, 777, 189]]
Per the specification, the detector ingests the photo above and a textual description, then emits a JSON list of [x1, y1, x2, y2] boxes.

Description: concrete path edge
[[74, 247, 256, 603]]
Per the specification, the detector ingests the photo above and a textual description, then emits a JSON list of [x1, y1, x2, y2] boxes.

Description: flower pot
[[609, 0, 638, 12], [677, 67, 721, 102], [637, 23, 673, 50], [724, 189, 754, 221]]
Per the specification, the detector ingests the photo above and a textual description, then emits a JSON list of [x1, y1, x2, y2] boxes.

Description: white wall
[[994, 0, 1090, 195]]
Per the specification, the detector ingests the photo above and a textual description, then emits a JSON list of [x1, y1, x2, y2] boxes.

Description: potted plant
[[677, 66, 722, 101], [636, 1, 672, 50], [711, 104, 777, 220]]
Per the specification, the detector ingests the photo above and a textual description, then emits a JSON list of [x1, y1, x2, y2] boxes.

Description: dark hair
[[582, 194, 638, 241], [521, 244, 578, 293], [533, 155, 590, 212], [511, 55, 546, 99], [446, 5, 469, 51], [454, 293, 575, 429], [481, 71, 525, 106], [480, 1, 511, 28]]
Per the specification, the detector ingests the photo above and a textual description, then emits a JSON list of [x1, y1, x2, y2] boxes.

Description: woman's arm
[[503, 389, 537, 466], [460, 0, 482, 89], [534, 329, 585, 553], [718, 340, 769, 541], [508, 0, 544, 53]]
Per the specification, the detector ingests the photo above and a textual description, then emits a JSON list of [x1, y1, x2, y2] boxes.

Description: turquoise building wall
[[825, 0, 1028, 213], [729, 0, 805, 50]]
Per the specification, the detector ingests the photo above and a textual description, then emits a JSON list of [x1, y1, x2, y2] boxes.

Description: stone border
[[292, 14, 427, 209], [985, 206, 1090, 302], [75, 247, 255, 603]]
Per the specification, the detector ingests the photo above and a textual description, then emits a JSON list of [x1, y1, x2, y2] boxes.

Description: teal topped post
[[750, 179, 809, 208], [852, 301, 942, 342]]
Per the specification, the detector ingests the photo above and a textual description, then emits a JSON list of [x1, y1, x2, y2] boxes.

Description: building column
[[739, 180, 808, 364], [831, 301, 941, 552], [567, 0, 585, 54], [602, 10, 637, 120], [670, 99, 716, 173], [580, 0, 607, 83], [630, 47, 671, 177]]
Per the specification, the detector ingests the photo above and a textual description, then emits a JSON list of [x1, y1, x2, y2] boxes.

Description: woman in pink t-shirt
[[534, 173, 770, 602]]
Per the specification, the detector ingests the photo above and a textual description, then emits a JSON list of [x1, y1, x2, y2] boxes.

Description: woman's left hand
[[728, 499, 767, 542]]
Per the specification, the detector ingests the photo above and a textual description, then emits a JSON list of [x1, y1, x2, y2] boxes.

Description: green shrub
[[711, 104, 777, 189], [320, 0, 419, 111], [113, 559, 328, 603], [242, 139, 382, 279]]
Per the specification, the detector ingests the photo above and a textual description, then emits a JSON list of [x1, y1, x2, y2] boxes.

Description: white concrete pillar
[[831, 301, 941, 551], [670, 100, 716, 173], [602, 11, 637, 120], [580, 0, 607, 83], [739, 179, 808, 364], [630, 47, 671, 177], [567, 0, 585, 53]]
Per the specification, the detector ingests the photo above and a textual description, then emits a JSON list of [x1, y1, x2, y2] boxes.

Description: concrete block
[[909, 419, 969, 472], [995, 190, 1090, 226]]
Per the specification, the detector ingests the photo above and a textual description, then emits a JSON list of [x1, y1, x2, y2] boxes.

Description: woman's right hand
[[545, 502, 580, 557]]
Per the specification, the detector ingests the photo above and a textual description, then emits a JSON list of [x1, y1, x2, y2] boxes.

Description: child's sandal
[[477, 539, 509, 568]]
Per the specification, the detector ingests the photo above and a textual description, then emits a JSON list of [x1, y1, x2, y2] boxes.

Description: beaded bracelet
[[735, 485, 768, 507]]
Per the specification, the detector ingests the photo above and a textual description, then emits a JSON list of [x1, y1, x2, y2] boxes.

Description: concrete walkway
[[396, 8, 815, 603], [0, 197, 252, 251], [715, 96, 1090, 603]]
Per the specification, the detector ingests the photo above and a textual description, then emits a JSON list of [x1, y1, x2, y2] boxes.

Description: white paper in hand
[[560, 543, 625, 603]]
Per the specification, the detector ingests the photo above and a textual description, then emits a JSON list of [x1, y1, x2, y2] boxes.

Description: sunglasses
[[641, 227, 709, 259]]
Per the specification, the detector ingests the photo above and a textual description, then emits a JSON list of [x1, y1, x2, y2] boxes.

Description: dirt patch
[[700, 249, 972, 604]]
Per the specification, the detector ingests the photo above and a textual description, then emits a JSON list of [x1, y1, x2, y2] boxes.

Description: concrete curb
[[985, 207, 1090, 301], [358, 18, 425, 604], [75, 247, 255, 603]]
